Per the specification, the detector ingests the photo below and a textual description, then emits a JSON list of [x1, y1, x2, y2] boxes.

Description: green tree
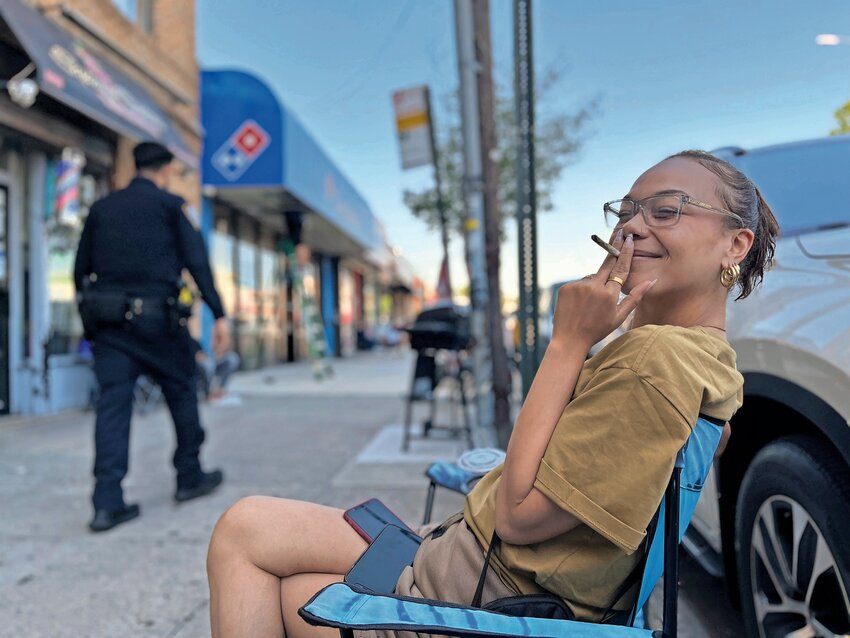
[[403, 70, 599, 237], [831, 100, 850, 136]]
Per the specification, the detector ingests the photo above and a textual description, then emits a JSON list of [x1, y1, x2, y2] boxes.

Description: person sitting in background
[[191, 337, 241, 402]]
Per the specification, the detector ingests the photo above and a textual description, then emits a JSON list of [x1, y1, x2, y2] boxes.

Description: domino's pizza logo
[[211, 120, 270, 181]]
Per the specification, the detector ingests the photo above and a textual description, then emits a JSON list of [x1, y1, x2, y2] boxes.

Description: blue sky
[[198, 0, 850, 299]]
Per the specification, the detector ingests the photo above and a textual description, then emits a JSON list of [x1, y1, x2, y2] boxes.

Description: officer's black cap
[[133, 142, 174, 170]]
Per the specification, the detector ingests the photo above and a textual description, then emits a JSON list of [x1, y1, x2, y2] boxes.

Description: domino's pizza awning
[[0, 0, 195, 167], [201, 69, 383, 256]]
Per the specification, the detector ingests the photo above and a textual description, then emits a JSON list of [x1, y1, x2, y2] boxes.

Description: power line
[[305, 0, 417, 112]]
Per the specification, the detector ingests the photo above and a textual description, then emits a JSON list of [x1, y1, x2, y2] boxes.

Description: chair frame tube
[[661, 465, 682, 638], [423, 481, 437, 525]]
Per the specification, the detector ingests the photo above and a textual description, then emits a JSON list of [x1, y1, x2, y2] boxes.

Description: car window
[[730, 139, 850, 236]]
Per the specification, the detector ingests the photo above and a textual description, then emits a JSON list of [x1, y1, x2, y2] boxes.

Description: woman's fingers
[[603, 233, 634, 289], [616, 278, 658, 323], [594, 229, 625, 279]]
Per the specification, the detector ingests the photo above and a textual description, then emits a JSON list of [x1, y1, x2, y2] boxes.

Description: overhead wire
[[305, 0, 417, 113]]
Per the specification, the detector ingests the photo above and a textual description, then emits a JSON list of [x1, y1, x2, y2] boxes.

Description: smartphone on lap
[[343, 498, 416, 543], [344, 524, 422, 593]]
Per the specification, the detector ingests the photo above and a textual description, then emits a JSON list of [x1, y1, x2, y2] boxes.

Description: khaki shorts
[[355, 513, 517, 638]]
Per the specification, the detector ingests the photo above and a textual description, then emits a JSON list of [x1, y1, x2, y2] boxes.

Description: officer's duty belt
[[125, 296, 169, 320]]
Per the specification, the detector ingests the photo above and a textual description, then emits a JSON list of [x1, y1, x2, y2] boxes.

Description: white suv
[[687, 137, 850, 637]]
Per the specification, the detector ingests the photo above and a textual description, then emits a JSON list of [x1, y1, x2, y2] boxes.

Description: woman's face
[[616, 157, 740, 299]]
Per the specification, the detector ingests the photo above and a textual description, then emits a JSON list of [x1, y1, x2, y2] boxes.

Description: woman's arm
[[494, 340, 587, 544], [494, 232, 657, 545]]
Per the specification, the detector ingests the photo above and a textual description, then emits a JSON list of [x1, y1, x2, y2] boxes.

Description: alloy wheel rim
[[750, 495, 850, 637]]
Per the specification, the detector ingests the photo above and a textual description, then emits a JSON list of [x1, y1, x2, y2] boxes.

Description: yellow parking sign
[[392, 85, 434, 170]]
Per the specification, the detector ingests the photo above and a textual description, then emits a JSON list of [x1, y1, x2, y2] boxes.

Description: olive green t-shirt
[[463, 325, 743, 620]]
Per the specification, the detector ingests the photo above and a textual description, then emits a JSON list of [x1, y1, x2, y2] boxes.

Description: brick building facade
[[26, 0, 201, 202], [0, 0, 201, 415]]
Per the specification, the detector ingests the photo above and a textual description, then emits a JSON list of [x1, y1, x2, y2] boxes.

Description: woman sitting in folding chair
[[206, 151, 779, 638]]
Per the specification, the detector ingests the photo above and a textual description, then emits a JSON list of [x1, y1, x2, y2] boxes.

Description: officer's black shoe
[[174, 469, 224, 503], [89, 503, 141, 533]]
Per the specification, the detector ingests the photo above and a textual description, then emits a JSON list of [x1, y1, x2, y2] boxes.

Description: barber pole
[[54, 148, 85, 225]]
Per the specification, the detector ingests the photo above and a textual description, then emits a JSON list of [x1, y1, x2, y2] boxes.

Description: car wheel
[[736, 436, 850, 637]]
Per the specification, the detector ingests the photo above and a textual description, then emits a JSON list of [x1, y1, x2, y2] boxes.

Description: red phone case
[[343, 509, 373, 543], [343, 499, 412, 543]]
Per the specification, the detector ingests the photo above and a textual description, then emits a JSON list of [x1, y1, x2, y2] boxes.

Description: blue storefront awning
[[0, 0, 195, 167], [201, 69, 382, 252]]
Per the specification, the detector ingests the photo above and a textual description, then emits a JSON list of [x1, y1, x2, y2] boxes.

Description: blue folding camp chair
[[299, 415, 724, 638], [421, 460, 480, 525]]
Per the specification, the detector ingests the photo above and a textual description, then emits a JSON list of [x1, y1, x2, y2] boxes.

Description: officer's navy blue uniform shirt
[[74, 177, 225, 319]]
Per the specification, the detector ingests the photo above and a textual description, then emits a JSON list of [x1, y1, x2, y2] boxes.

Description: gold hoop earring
[[720, 263, 741, 289]]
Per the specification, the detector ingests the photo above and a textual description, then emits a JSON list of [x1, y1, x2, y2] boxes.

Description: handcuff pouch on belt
[[78, 279, 129, 335]]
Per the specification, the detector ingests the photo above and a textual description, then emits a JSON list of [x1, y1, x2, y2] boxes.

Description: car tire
[[736, 436, 850, 637]]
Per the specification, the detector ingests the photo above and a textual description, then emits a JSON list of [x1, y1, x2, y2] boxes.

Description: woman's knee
[[209, 495, 276, 558]]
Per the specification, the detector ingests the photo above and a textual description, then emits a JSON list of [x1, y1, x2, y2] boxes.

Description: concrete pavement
[[0, 350, 467, 638], [0, 349, 741, 637]]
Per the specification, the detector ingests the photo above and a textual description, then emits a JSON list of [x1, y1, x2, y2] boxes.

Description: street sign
[[392, 86, 434, 170]]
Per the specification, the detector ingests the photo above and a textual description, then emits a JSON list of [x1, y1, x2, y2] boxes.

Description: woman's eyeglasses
[[604, 194, 744, 228]]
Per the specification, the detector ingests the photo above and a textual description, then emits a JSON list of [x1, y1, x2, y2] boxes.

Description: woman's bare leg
[[280, 573, 345, 638], [207, 496, 368, 638]]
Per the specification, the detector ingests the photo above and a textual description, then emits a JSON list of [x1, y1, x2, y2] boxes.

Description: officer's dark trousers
[[91, 316, 205, 511]]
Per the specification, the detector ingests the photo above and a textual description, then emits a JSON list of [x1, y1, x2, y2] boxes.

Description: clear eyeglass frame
[[603, 194, 744, 228]]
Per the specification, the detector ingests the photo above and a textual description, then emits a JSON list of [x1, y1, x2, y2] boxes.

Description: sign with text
[[0, 0, 195, 166], [392, 85, 433, 170]]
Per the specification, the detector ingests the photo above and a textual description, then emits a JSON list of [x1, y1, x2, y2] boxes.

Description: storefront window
[[237, 239, 260, 368], [111, 0, 137, 21], [363, 276, 377, 327], [259, 248, 278, 365], [210, 220, 236, 318], [338, 267, 354, 357], [111, 0, 153, 31], [46, 169, 98, 356]]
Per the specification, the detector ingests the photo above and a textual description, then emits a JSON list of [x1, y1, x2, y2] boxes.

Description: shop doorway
[[0, 185, 10, 414]]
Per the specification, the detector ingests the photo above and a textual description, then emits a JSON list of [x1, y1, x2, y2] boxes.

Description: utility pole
[[472, 0, 512, 447], [426, 90, 452, 295], [514, 0, 539, 397], [454, 0, 495, 446]]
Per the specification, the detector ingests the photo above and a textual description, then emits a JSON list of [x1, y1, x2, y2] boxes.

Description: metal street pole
[[514, 0, 539, 398], [473, 0, 513, 448], [454, 0, 496, 446], [426, 88, 452, 295]]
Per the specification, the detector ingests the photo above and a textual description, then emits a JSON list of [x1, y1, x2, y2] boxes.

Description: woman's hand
[[550, 231, 657, 352]]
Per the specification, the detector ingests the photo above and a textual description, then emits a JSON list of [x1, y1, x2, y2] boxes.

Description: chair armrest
[[425, 461, 477, 495], [299, 583, 661, 638]]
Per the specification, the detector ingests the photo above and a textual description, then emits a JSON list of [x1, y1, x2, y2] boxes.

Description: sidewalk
[[0, 350, 467, 638]]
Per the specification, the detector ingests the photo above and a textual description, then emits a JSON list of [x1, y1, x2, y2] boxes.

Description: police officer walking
[[74, 142, 231, 532]]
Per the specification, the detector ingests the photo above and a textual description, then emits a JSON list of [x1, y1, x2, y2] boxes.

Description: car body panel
[[728, 231, 850, 426]]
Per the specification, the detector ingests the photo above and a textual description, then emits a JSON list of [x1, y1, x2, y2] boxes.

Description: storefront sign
[[46, 43, 167, 140], [211, 119, 270, 181], [0, 0, 195, 166], [202, 70, 383, 252]]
